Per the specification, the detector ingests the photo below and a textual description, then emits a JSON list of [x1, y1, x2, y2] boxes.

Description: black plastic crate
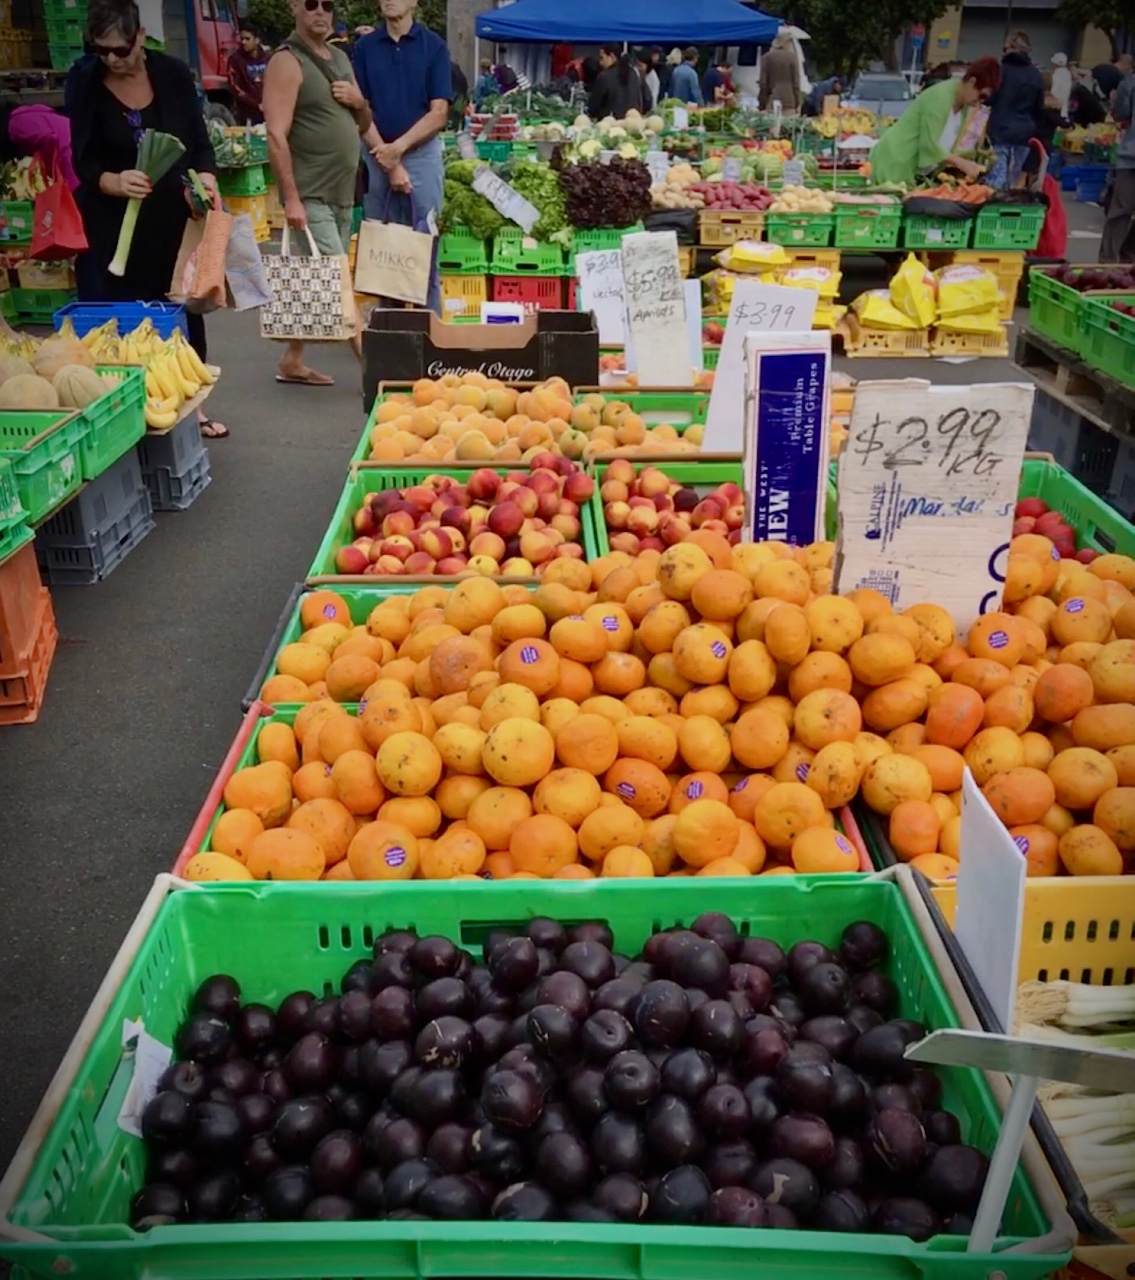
[[150, 450, 211, 512], [1026, 388, 1119, 494], [37, 448, 146, 547], [36, 490, 154, 585], [136, 418, 209, 511]]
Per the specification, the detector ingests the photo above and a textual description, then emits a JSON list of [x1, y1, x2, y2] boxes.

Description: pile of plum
[[133, 914, 990, 1238]]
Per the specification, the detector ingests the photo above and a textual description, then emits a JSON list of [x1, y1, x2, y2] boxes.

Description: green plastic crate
[[1080, 296, 1135, 389], [78, 366, 146, 482], [1026, 269, 1135, 358], [833, 204, 902, 250], [43, 11, 84, 42], [1019, 457, 1135, 556], [574, 388, 709, 434], [703, 345, 721, 369], [0, 409, 84, 524], [217, 163, 268, 197], [47, 41, 83, 70], [0, 452, 26, 528], [8, 287, 76, 325], [351, 205, 363, 238], [901, 215, 972, 250], [0, 875, 1065, 1280], [569, 225, 642, 271], [308, 467, 601, 579], [972, 205, 1045, 251], [474, 139, 512, 161], [0, 200, 33, 243], [437, 227, 490, 274], [813, 172, 869, 190], [765, 212, 834, 248], [490, 233, 565, 275], [0, 517, 32, 565]]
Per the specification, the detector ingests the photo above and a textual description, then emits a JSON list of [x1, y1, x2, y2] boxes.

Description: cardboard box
[[361, 309, 600, 411]]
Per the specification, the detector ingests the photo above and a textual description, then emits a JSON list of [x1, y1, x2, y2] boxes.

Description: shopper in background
[[987, 30, 1044, 188], [669, 47, 702, 106], [354, 0, 451, 312], [805, 72, 843, 116], [1101, 71, 1135, 261], [635, 50, 659, 113], [702, 56, 733, 104], [0, 103, 78, 189], [263, 0, 382, 385], [652, 48, 671, 98], [866, 56, 1000, 187], [1093, 52, 1132, 102], [1049, 52, 1072, 116], [760, 32, 800, 113], [588, 44, 643, 119], [70, 0, 225, 437], [227, 21, 270, 124], [473, 57, 497, 107], [1068, 79, 1107, 127]]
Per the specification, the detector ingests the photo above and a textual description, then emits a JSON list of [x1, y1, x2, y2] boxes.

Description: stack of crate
[[44, 0, 84, 69], [437, 227, 489, 319], [0, 540, 57, 725], [219, 163, 271, 244]]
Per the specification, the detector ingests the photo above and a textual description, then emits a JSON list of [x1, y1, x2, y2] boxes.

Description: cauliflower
[[646, 114, 664, 133], [617, 142, 639, 160], [605, 126, 628, 141], [579, 138, 602, 160], [573, 114, 591, 130]]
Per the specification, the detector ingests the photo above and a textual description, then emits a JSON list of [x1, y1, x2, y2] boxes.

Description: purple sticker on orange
[[322, 603, 336, 619], [616, 782, 636, 799], [520, 645, 540, 664], [686, 780, 704, 799], [711, 640, 727, 659], [358, 699, 368, 714], [385, 846, 407, 868], [987, 630, 1009, 649], [796, 762, 810, 781], [836, 835, 852, 855], [1065, 598, 1085, 614], [1013, 835, 1030, 854], [600, 615, 619, 632], [732, 778, 748, 792]]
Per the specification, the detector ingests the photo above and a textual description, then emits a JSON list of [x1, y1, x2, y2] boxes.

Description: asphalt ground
[[0, 191, 1107, 1178]]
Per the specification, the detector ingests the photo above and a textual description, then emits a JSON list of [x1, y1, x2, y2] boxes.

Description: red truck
[[185, 0, 241, 97]]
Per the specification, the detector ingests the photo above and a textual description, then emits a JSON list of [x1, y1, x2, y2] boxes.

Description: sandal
[[276, 368, 335, 386], [200, 419, 230, 439]]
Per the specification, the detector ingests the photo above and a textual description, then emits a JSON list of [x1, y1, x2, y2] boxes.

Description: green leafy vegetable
[[506, 158, 567, 241], [109, 129, 186, 277]]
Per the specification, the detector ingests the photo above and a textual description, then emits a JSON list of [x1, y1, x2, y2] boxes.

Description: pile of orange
[[184, 527, 1135, 884], [362, 374, 704, 466]]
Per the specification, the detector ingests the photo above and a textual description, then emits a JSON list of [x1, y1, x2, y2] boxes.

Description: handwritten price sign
[[471, 166, 539, 233], [576, 249, 626, 345], [621, 231, 691, 387], [834, 379, 1034, 631]]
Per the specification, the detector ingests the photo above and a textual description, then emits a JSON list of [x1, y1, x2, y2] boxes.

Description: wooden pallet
[[1015, 327, 1135, 443]]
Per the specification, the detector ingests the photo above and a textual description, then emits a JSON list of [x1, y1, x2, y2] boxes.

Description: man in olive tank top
[[262, 0, 402, 385]]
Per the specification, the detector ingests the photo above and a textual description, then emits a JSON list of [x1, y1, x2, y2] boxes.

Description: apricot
[[963, 727, 1025, 786], [793, 689, 863, 750], [791, 827, 859, 873], [753, 782, 827, 849], [860, 754, 933, 815], [247, 827, 324, 881], [1059, 824, 1124, 876], [1047, 748, 1119, 810], [673, 799, 740, 867], [925, 684, 984, 749]]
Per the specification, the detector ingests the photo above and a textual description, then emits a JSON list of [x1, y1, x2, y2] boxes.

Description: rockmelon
[[32, 336, 94, 380], [54, 364, 109, 409], [0, 353, 34, 385], [0, 374, 59, 409]]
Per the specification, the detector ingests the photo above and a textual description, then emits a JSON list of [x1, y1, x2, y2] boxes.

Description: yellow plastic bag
[[780, 266, 842, 299], [889, 253, 937, 327], [713, 240, 790, 272], [853, 289, 920, 331], [934, 307, 1003, 335], [935, 264, 1000, 318]]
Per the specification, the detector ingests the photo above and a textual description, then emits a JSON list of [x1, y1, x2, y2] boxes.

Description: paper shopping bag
[[260, 226, 354, 342], [224, 213, 272, 311], [30, 162, 87, 260], [354, 217, 434, 307], [170, 207, 233, 314]]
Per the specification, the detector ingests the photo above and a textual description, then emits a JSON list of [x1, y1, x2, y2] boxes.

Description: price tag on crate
[[704, 280, 817, 452], [621, 230, 691, 387], [456, 132, 477, 160], [954, 769, 1027, 1034], [576, 249, 626, 345], [471, 165, 539, 234], [834, 380, 1034, 631], [672, 106, 690, 130], [646, 151, 671, 185], [782, 158, 805, 187], [722, 156, 744, 182]]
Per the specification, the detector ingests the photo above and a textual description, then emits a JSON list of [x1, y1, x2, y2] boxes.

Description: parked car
[[844, 72, 912, 118]]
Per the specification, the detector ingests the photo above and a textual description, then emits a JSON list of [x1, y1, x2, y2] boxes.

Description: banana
[[175, 334, 215, 386], [145, 369, 164, 400], [147, 357, 179, 403], [174, 340, 201, 387], [145, 395, 179, 429], [165, 351, 198, 400]]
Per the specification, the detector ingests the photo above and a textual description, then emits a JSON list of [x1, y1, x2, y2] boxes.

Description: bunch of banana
[[144, 330, 217, 429], [80, 319, 120, 353]]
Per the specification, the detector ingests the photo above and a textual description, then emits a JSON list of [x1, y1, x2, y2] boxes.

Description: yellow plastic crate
[[440, 273, 488, 319], [16, 259, 74, 290], [678, 245, 693, 277], [265, 183, 285, 231], [698, 209, 766, 247], [929, 325, 1010, 358], [783, 247, 841, 273], [840, 315, 930, 357], [925, 249, 1024, 321], [226, 193, 268, 243], [931, 878, 1135, 985]]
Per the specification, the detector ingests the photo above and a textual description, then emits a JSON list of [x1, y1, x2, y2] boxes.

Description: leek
[[108, 129, 187, 277], [1018, 979, 1135, 1030], [1016, 1021, 1135, 1052]]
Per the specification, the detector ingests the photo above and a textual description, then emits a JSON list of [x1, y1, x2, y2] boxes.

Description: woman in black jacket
[[986, 30, 1045, 189], [71, 0, 226, 436], [589, 44, 644, 120]]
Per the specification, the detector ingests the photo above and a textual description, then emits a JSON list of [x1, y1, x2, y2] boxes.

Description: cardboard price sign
[[471, 166, 539, 233], [621, 231, 691, 387], [646, 151, 671, 185], [834, 379, 1033, 631], [456, 133, 477, 160], [576, 249, 625, 345]]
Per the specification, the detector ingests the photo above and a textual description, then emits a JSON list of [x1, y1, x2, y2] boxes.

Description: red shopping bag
[[30, 161, 87, 260], [1036, 173, 1068, 260]]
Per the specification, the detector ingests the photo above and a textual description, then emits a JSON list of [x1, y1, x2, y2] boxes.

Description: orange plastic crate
[[0, 540, 43, 671], [0, 586, 57, 724]]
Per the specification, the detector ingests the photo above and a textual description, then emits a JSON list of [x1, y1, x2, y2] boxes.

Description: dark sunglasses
[[94, 38, 136, 57], [304, 1, 334, 12]]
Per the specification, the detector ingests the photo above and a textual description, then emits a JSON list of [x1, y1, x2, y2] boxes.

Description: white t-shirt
[[939, 109, 964, 154]]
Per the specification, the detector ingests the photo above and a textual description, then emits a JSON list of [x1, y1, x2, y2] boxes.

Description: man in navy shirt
[[354, 0, 452, 312]]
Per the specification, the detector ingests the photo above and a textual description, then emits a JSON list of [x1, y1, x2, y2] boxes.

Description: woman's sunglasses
[[94, 37, 136, 57], [304, 1, 335, 11]]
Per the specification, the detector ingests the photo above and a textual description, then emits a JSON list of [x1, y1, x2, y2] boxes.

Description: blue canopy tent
[[475, 0, 779, 46]]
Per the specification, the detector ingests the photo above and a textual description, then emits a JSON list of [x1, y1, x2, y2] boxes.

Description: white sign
[[456, 133, 477, 160], [576, 249, 626, 345], [646, 151, 671, 185], [722, 156, 743, 182], [703, 280, 817, 452], [834, 380, 1033, 632], [471, 166, 539, 233], [782, 158, 805, 187], [621, 230, 691, 387], [116, 1019, 173, 1138], [625, 279, 703, 374], [672, 107, 689, 130], [742, 332, 831, 545], [954, 769, 1028, 1035]]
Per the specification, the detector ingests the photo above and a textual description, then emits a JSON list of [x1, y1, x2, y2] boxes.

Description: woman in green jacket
[[869, 58, 1002, 186]]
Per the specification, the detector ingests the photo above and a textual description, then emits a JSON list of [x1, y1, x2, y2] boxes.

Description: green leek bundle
[[109, 129, 187, 277]]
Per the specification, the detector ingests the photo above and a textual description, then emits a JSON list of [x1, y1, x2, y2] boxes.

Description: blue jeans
[[363, 135, 443, 315], [988, 144, 1030, 189]]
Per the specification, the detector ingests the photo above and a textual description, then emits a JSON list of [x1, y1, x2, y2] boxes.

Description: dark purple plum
[[302, 997, 340, 1039], [775, 1045, 835, 1112], [698, 1084, 750, 1140], [372, 1117, 426, 1170], [873, 1197, 940, 1241], [147, 1147, 198, 1190], [580, 1010, 633, 1062], [418, 1175, 486, 1219], [236, 1004, 277, 1053], [492, 1181, 557, 1220], [644, 1095, 705, 1167], [822, 1135, 865, 1190], [284, 1033, 337, 1092], [653, 1165, 711, 1223], [372, 951, 415, 992], [560, 940, 615, 988], [633, 981, 689, 1047], [593, 1173, 648, 1220], [302, 1195, 356, 1220], [536, 970, 590, 1020], [769, 1113, 835, 1169], [737, 938, 786, 981], [488, 937, 539, 993], [925, 1111, 962, 1148], [851, 1024, 915, 1082], [840, 922, 888, 970], [918, 1145, 989, 1212], [359, 1038, 411, 1094], [605, 1051, 661, 1111], [851, 970, 899, 1016], [417, 978, 471, 1021], [591, 1112, 646, 1175], [568, 922, 613, 949], [374, 929, 417, 957], [131, 1183, 186, 1226], [692, 912, 740, 959], [567, 1064, 609, 1122], [536, 1131, 594, 1199], [340, 959, 374, 996], [354, 1167, 386, 1217], [426, 1123, 472, 1174], [176, 1014, 232, 1066], [482, 1069, 544, 1133], [704, 1139, 756, 1189], [729, 964, 772, 1012], [158, 1061, 209, 1104], [470, 1014, 511, 1064], [660, 1048, 716, 1101], [211, 1058, 260, 1098], [671, 940, 730, 998], [411, 935, 460, 979], [688, 1000, 742, 1059], [749, 1157, 819, 1221], [309, 1129, 364, 1195], [799, 1016, 856, 1062], [407, 1069, 465, 1127], [385, 1158, 438, 1210], [527, 1004, 576, 1056], [142, 1091, 195, 1145], [264, 1165, 314, 1220], [593, 978, 643, 1018], [867, 1108, 927, 1176], [276, 991, 315, 1041], [814, 1190, 870, 1232], [192, 1100, 244, 1159], [192, 975, 241, 1022], [470, 1123, 525, 1182], [236, 1092, 276, 1135], [708, 1186, 767, 1226], [742, 1077, 780, 1132], [414, 1017, 474, 1069], [524, 918, 567, 954], [371, 986, 416, 1039], [797, 962, 852, 1017]]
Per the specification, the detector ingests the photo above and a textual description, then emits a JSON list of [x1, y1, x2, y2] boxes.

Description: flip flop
[[200, 419, 229, 439], [276, 370, 335, 387]]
